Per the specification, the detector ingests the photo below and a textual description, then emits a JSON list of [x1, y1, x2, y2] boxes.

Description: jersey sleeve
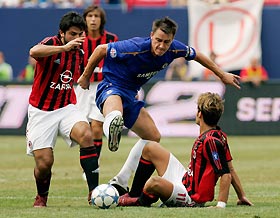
[[40, 37, 55, 46], [171, 40, 196, 60], [185, 46, 196, 61], [204, 137, 230, 175]]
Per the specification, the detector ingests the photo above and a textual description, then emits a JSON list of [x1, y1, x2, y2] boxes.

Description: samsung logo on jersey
[[137, 71, 158, 79]]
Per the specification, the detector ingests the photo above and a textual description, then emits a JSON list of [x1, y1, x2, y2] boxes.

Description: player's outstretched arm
[[194, 51, 241, 89]]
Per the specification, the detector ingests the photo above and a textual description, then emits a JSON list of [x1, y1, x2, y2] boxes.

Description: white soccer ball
[[91, 184, 119, 209]]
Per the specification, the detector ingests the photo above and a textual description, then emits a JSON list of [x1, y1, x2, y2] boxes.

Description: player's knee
[[145, 176, 162, 192], [143, 141, 160, 156], [153, 132, 161, 142], [147, 130, 161, 142], [91, 125, 103, 138], [78, 127, 93, 147], [36, 159, 53, 173]]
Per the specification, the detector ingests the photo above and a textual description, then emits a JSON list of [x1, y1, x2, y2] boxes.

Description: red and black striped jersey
[[29, 35, 83, 111], [75, 30, 118, 82], [182, 127, 232, 204]]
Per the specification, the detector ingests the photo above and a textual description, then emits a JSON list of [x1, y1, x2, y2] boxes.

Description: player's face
[[85, 10, 101, 32], [150, 29, 174, 56], [61, 26, 84, 44]]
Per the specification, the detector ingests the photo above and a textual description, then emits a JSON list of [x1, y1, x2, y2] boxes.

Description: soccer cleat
[[88, 190, 93, 205], [33, 195, 48, 207], [108, 115, 124, 152], [118, 193, 140, 207], [109, 177, 129, 196]]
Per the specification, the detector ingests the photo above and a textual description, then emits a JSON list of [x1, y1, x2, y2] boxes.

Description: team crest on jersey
[[212, 151, 219, 161], [110, 48, 117, 58]]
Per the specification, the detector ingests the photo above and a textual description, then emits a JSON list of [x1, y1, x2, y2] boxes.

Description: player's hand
[[220, 72, 241, 90], [64, 36, 85, 51], [77, 74, 90, 90], [207, 206, 225, 209], [237, 197, 253, 206]]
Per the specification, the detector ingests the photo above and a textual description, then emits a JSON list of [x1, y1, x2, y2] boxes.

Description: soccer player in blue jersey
[[78, 17, 240, 194]]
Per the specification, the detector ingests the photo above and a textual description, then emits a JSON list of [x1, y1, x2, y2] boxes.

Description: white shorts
[[75, 83, 104, 122], [26, 104, 88, 156], [162, 154, 191, 207]]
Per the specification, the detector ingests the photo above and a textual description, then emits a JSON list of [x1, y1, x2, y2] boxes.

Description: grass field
[[0, 135, 279, 218]]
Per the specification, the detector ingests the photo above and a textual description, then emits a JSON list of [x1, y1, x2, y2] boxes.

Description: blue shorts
[[96, 81, 145, 129]]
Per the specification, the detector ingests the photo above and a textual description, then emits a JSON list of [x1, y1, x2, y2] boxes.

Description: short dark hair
[[83, 5, 106, 35], [197, 92, 224, 126], [59, 11, 86, 34], [152, 17, 178, 36]]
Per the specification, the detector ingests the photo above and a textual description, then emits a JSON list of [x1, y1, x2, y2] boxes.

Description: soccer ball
[[91, 184, 119, 209]]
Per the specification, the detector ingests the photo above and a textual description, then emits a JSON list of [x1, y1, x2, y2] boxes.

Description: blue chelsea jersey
[[102, 37, 196, 91]]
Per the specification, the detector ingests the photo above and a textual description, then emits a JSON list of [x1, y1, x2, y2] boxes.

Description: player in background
[[78, 17, 241, 195], [118, 92, 253, 208], [26, 11, 99, 207], [74, 5, 118, 183]]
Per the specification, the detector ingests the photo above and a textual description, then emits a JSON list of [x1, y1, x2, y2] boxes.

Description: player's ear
[[150, 32, 153, 39], [59, 30, 64, 38]]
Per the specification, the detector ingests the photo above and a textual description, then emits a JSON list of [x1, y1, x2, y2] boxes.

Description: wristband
[[216, 201, 226, 208]]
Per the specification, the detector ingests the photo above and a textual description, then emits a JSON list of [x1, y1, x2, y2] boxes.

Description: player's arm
[[228, 161, 254, 206], [78, 44, 107, 89], [215, 173, 231, 208], [194, 51, 241, 89], [30, 37, 85, 58], [205, 138, 231, 208]]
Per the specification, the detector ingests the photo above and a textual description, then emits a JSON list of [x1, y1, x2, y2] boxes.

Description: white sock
[[103, 110, 122, 138], [115, 139, 148, 187]]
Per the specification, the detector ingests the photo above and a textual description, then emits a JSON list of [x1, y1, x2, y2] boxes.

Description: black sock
[[34, 171, 51, 197], [129, 156, 155, 197], [93, 139, 102, 157], [139, 190, 159, 206], [80, 146, 99, 191]]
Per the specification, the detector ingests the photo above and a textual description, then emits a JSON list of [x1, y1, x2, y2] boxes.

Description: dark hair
[[83, 5, 106, 35], [59, 11, 86, 34], [197, 92, 224, 126], [152, 17, 178, 36]]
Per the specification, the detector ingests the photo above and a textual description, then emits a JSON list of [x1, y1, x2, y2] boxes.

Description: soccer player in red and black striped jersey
[[74, 5, 118, 182], [26, 11, 99, 207], [118, 92, 253, 208]]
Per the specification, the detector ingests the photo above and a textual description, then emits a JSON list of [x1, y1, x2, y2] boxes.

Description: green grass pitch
[[0, 135, 279, 218]]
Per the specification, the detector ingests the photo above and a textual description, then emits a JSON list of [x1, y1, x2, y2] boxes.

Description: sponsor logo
[[50, 70, 73, 90], [236, 97, 280, 122], [136, 71, 158, 80]]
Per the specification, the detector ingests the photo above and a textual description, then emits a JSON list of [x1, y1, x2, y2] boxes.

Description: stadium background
[[0, 3, 279, 136], [1, 5, 280, 79]]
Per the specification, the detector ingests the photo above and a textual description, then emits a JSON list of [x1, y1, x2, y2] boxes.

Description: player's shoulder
[[41, 35, 60, 46], [113, 37, 149, 52], [170, 39, 188, 49], [104, 30, 118, 38], [128, 37, 150, 49]]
